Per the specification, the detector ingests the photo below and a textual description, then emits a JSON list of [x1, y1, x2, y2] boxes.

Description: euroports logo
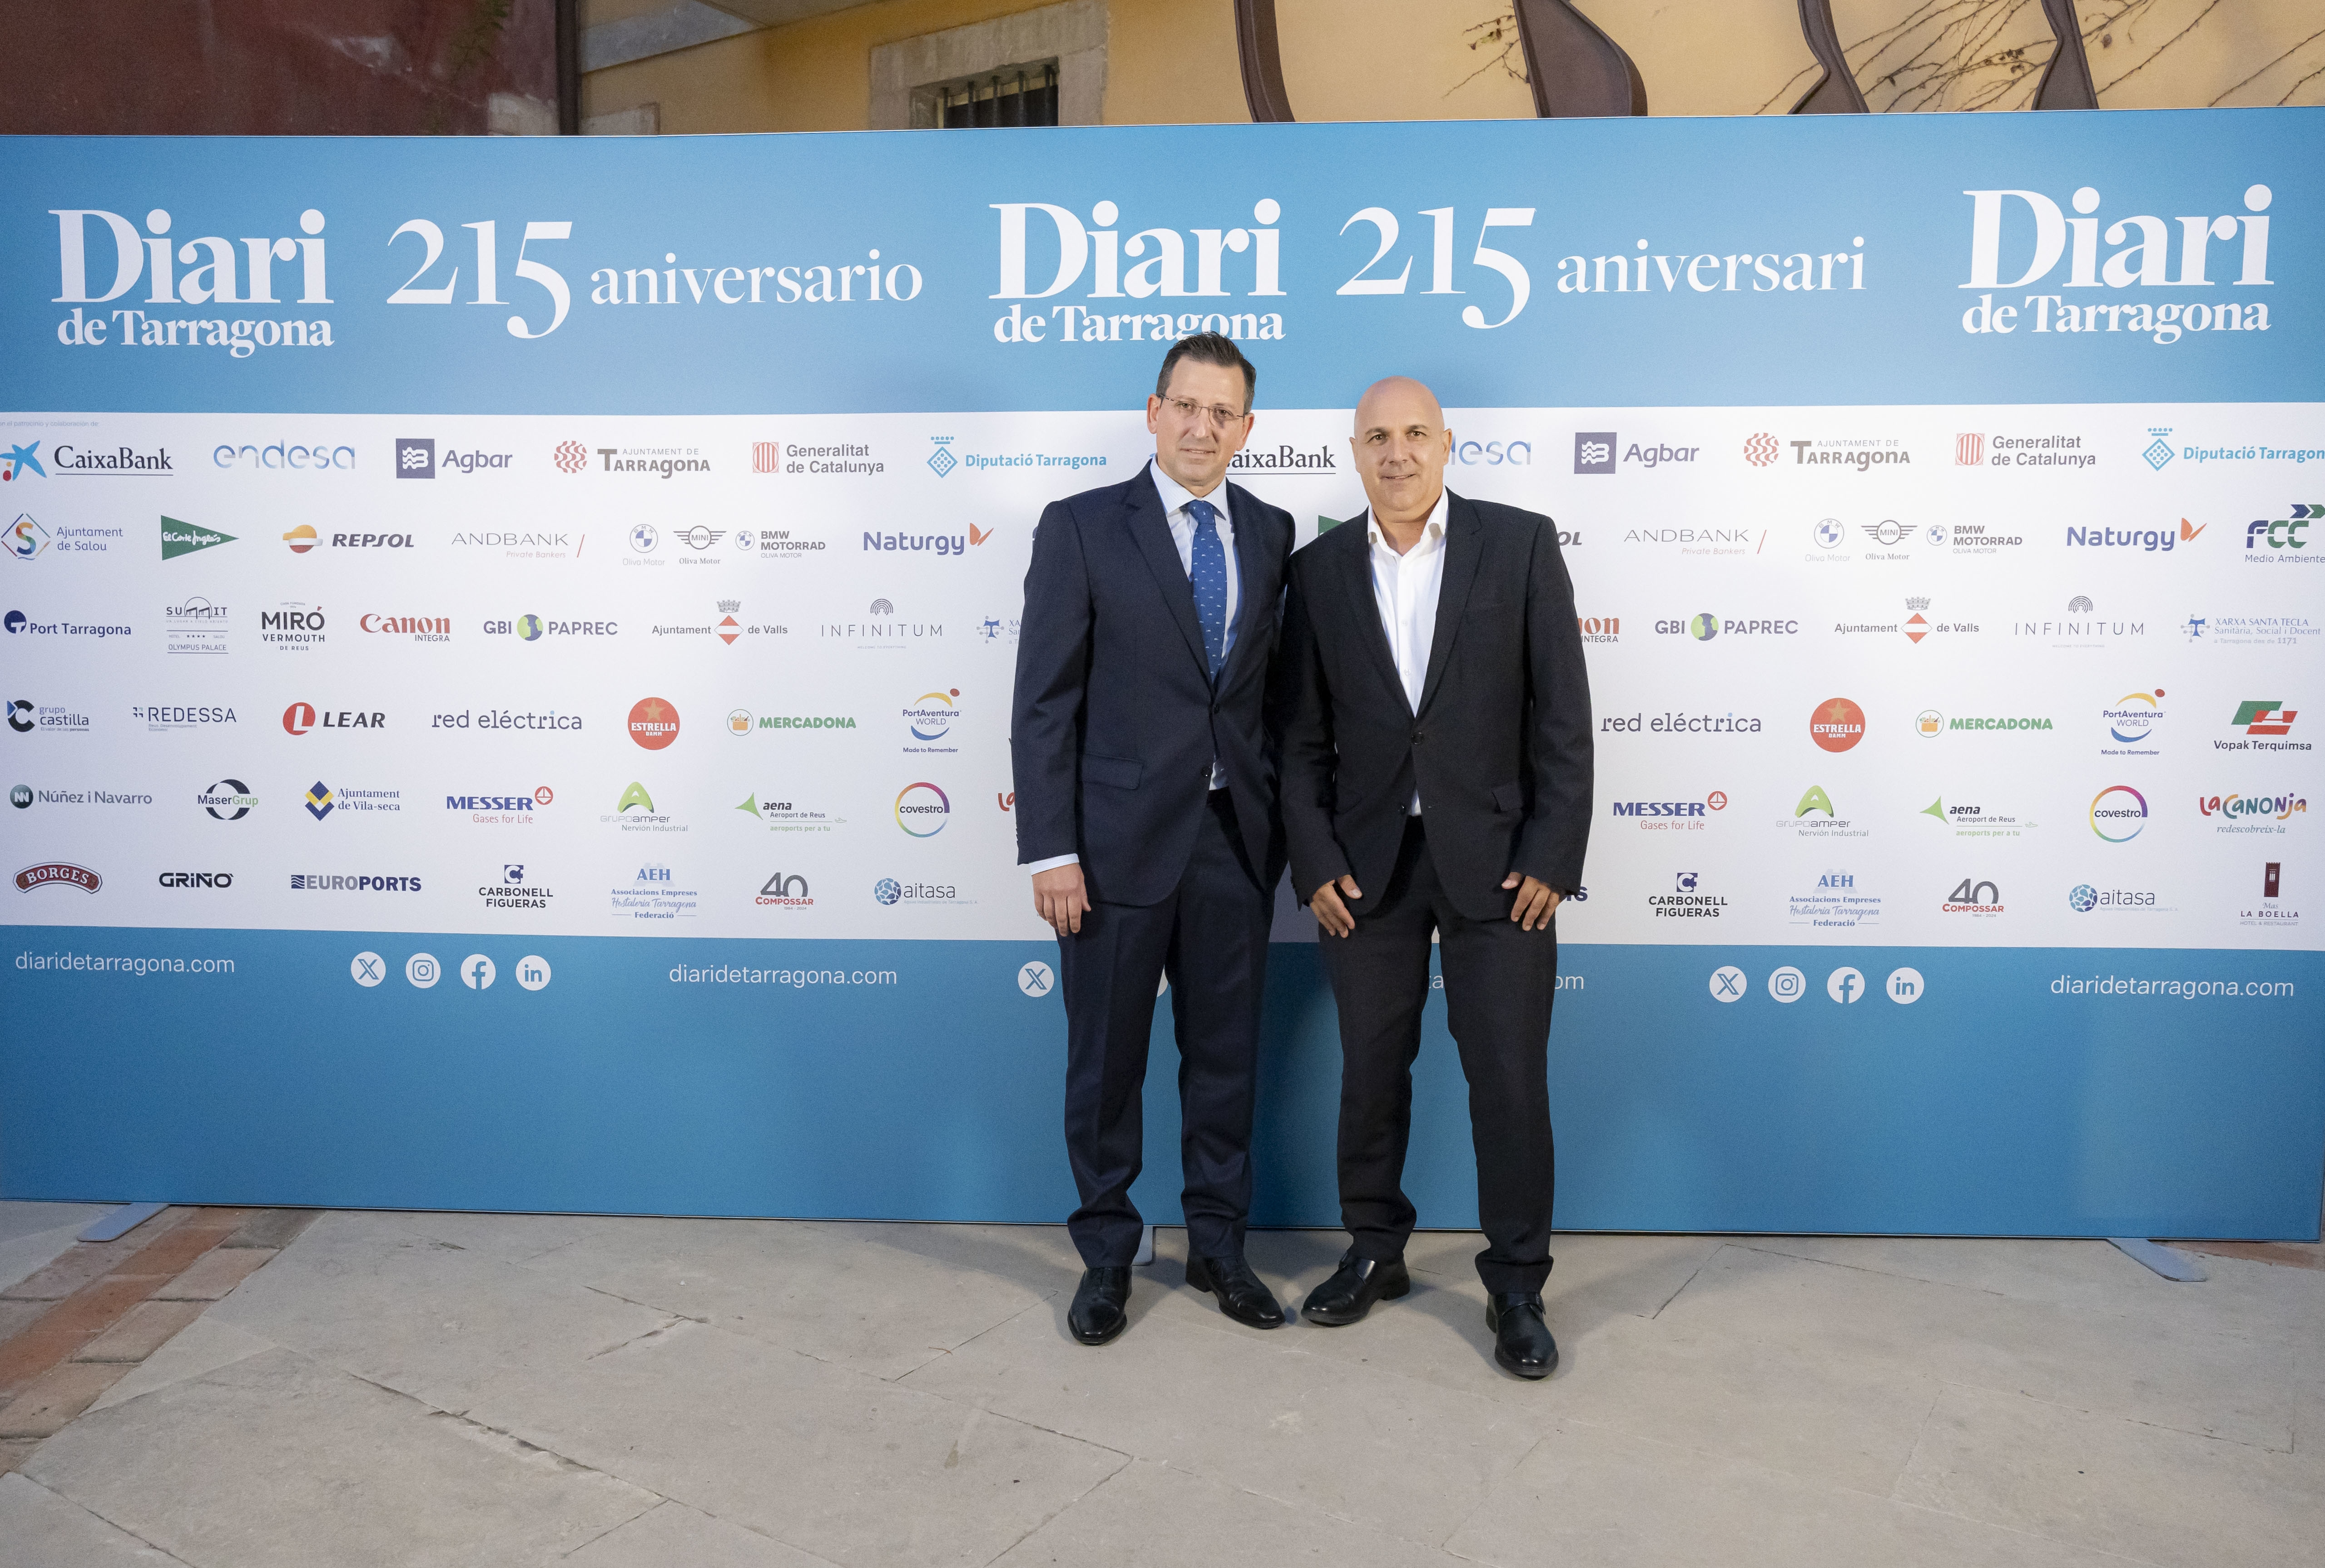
[[2090, 784, 2148, 842], [894, 781, 950, 836]]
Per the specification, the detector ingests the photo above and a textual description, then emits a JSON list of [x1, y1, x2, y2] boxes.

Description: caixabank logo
[[1957, 184, 2275, 344]]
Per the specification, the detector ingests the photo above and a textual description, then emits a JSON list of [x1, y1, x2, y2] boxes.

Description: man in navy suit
[[1011, 333, 1295, 1345], [1277, 376, 1592, 1379]]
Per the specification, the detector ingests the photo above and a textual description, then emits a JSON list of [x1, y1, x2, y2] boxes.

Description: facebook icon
[[1826, 966, 1864, 1004], [461, 954, 497, 991]]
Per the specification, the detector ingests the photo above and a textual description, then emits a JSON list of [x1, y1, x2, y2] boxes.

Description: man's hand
[[1311, 874, 1363, 938], [1031, 864, 1090, 937], [1501, 873, 1561, 932]]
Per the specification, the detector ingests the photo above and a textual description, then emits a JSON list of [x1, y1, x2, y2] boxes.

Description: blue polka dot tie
[[1186, 498, 1227, 680]]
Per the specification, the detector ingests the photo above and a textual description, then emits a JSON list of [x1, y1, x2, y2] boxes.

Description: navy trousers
[[1057, 790, 1272, 1267]]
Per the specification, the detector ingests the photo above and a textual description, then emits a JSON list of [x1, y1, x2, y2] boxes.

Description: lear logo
[[2, 442, 45, 481], [282, 703, 382, 734], [1573, 432, 1615, 475], [160, 516, 233, 559], [2090, 784, 2148, 841], [1957, 433, 1983, 466], [2233, 700, 2296, 736], [2246, 506, 2319, 551], [395, 438, 434, 478], [895, 781, 950, 836], [1810, 698, 1865, 753], [1743, 433, 1779, 467], [628, 697, 679, 750], [906, 689, 960, 742], [1795, 785, 1835, 817], [304, 780, 334, 820]]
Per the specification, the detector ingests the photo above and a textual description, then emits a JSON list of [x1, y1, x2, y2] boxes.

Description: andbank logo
[[988, 199, 1288, 344], [1958, 184, 2275, 344]]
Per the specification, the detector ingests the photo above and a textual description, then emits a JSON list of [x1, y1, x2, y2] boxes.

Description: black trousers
[[1319, 817, 1559, 1295], [1057, 789, 1272, 1267]]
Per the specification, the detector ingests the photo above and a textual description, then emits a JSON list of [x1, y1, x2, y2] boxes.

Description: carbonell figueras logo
[[50, 208, 335, 356], [1958, 184, 2274, 343]]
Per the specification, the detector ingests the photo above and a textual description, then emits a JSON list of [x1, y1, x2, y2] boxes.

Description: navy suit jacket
[[1011, 465, 1294, 907], [1276, 491, 1593, 924]]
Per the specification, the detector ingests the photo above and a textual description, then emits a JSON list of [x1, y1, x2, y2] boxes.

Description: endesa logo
[[282, 702, 384, 735], [214, 439, 353, 471]]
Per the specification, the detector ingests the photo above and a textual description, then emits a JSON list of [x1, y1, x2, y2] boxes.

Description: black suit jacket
[[1277, 491, 1592, 924], [1011, 465, 1294, 907]]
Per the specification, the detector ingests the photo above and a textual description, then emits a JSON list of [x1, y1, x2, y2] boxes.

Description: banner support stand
[[78, 1202, 168, 1244], [2108, 1238, 2206, 1282]]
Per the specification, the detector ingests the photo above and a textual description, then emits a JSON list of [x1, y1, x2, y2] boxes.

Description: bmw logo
[[629, 522, 659, 554], [1925, 524, 1946, 547], [1813, 518, 1844, 549]]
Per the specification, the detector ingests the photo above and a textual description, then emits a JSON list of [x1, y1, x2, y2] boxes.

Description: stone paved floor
[[0, 1205, 2318, 1566]]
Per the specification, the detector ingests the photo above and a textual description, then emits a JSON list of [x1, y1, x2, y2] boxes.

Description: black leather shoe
[[1485, 1291, 1557, 1379], [1184, 1250, 1287, 1329], [1300, 1250, 1411, 1326], [1068, 1266, 1131, 1345]]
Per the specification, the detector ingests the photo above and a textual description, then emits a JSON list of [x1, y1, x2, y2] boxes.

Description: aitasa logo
[[2090, 784, 2148, 842], [1809, 698, 1865, 753]]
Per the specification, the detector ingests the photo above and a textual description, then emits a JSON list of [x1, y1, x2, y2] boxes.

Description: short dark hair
[[1155, 332, 1256, 412]]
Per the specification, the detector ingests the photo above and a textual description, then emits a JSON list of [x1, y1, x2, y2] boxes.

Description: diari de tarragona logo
[[2091, 784, 2148, 842], [894, 781, 950, 836]]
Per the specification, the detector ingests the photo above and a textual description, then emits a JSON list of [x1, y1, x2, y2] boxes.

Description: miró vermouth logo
[[51, 207, 335, 357], [990, 199, 1287, 346], [1959, 184, 2275, 344]]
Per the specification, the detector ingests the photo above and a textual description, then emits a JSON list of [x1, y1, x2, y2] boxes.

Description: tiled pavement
[[0, 1205, 2317, 1566]]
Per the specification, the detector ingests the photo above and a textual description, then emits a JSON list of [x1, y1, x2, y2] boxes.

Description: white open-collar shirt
[[1365, 487, 1451, 815], [1026, 458, 1240, 877]]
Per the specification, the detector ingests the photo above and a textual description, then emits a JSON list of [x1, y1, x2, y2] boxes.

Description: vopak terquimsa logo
[[53, 207, 337, 357]]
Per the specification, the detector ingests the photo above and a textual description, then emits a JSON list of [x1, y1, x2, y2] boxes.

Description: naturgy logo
[[51, 207, 335, 357], [990, 200, 1286, 346], [1958, 184, 2273, 344]]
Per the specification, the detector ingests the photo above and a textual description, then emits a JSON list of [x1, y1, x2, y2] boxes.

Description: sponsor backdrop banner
[[3, 110, 2322, 1236]]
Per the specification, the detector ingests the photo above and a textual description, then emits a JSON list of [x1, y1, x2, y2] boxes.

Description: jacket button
[[1413, 731, 1426, 744]]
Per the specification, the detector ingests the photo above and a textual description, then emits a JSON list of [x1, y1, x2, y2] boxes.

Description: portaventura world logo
[[1958, 184, 2274, 345]]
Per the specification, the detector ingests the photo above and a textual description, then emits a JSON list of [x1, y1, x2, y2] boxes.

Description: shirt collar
[[1366, 487, 1451, 551], [1148, 457, 1224, 521]]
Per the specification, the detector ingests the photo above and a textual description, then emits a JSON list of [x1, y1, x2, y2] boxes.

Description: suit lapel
[[1415, 492, 1485, 717], [1221, 485, 1267, 680], [1125, 467, 1209, 677], [1337, 517, 1410, 715]]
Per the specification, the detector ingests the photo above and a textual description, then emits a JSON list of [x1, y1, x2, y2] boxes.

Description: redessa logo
[[282, 702, 383, 735], [628, 697, 679, 749], [1610, 790, 1725, 828], [894, 781, 950, 836], [2224, 700, 2308, 752], [2090, 784, 2148, 842], [1958, 183, 2274, 342], [1573, 432, 1697, 474], [15, 862, 100, 893], [161, 516, 234, 559], [1809, 698, 1865, 753]]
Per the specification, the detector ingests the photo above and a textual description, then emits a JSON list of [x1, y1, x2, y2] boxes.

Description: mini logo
[[2, 442, 45, 481], [461, 954, 496, 990], [895, 781, 950, 836], [927, 437, 957, 478], [304, 780, 335, 820], [628, 523, 659, 554], [1573, 432, 1616, 475], [628, 697, 679, 750], [1810, 698, 1865, 753], [1017, 959, 1055, 997], [873, 877, 902, 904], [1862, 520, 1912, 547], [1708, 965, 1747, 1002], [675, 526, 725, 550], [406, 953, 440, 988], [396, 438, 435, 479], [160, 516, 234, 560], [554, 440, 586, 474], [15, 862, 99, 893], [1811, 518, 1844, 549], [2142, 427, 2173, 471], [1743, 433, 1779, 467], [754, 442, 779, 474], [8, 516, 48, 560], [1957, 433, 1983, 466], [283, 524, 318, 554], [2090, 784, 2148, 842], [200, 778, 255, 821], [351, 951, 385, 987]]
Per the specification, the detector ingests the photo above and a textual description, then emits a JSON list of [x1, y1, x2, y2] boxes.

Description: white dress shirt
[[1027, 460, 1239, 877], [1366, 488, 1451, 814]]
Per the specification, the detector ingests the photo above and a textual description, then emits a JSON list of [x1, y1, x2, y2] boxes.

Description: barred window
[[925, 60, 1059, 128]]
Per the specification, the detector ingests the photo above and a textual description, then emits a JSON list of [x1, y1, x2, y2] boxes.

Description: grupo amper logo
[[1809, 697, 1866, 753], [2090, 784, 2149, 841], [894, 781, 950, 836], [628, 697, 679, 749], [16, 862, 99, 893]]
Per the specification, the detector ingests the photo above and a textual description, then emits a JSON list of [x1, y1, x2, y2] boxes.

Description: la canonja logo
[[1810, 697, 1865, 753], [2091, 784, 2148, 842], [1744, 433, 1779, 467], [895, 781, 950, 836], [554, 440, 586, 474]]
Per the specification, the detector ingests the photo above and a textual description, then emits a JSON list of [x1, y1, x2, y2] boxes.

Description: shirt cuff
[[1025, 853, 1080, 875]]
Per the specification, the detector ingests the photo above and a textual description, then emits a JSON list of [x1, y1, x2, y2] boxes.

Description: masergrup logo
[[15, 862, 100, 893], [1809, 698, 1865, 753], [199, 778, 257, 820], [894, 781, 950, 836], [628, 697, 679, 749], [2090, 784, 2148, 842]]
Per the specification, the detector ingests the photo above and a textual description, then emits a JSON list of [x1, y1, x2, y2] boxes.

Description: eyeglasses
[[1161, 396, 1247, 430]]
